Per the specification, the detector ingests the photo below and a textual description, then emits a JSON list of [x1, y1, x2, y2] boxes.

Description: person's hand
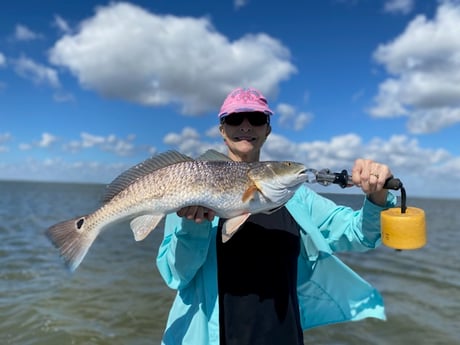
[[351, 159, 393, 206], [177, 206, 216, 223]]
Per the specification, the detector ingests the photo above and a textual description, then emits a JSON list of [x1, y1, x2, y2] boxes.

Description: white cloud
[[80, 132, 107, 148], [291, 133, 365, 170], [159, 128, 460, 198], [161, 128, 455, 188], [53, 15, 72, 34], [38, 132, 58, 148], [205, 125, 222, 139], [275, 103, 313, 131], [2, 126, 459, 198], [18, 133, 58, 151], [366, 134, 450, 169], [14, 24, 42, 41], [0, 157, 128, 184], [279, 132, 458, 198], [383, 0, 414, 15], [0, 132, 12, 152], [49, 2, 296, 115], [0, 52, 6, 67], [234, 0, 249, 9], [16, 131, 149, 157], [0, 132, 12, 144], [63, 132, 152, 157], [104, 136, 136, 156], [370, 1, 460, 133], [53, 91, 75, 103], [406, 107, 460, 133], [263, 133, 298, 161], [19, 143, 32, 151], [13, 56, 60, 88], [163, 127, 226, 156]]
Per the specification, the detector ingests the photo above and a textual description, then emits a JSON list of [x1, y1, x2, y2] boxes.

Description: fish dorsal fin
[[197, 149, 232, 161], [103, 151, 193, 202]]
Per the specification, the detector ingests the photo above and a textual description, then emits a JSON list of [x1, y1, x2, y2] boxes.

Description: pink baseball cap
[[218, 87, 274, 118]]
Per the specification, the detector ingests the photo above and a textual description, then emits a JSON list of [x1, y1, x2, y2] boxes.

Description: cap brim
[[218, 106, 273, 118]]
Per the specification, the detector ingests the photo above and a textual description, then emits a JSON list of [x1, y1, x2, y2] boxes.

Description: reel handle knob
[[383, 177, 402, 190]]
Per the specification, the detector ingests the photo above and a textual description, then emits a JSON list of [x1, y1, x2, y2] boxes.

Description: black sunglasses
[[221, 112, 269, 126]]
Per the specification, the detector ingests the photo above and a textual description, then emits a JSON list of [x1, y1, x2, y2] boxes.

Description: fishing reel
[[306, 168, 426, 250]]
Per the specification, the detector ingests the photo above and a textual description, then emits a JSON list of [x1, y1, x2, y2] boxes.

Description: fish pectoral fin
[[222, 213, 251, 243], [130, 214, 164, 241], [242, 184, 260, 203]]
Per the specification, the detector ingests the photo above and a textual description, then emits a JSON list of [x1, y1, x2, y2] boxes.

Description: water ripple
[[1, 182, 459, 344]]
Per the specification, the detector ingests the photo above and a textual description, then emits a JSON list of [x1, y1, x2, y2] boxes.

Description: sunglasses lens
[[223, 113, 268, 126], [249, 113, 268, 126], [224, 113, 244, 126]]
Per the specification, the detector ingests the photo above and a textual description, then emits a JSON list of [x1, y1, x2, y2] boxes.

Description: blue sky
[[1, 0, 459, 199]]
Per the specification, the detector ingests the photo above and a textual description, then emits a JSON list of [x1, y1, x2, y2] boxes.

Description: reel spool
[[313, 169, 426, 250]]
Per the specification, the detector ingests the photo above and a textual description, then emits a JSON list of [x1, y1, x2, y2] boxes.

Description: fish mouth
[[296, 167, 309, 183]]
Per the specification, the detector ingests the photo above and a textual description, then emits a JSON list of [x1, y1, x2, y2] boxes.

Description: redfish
[[46, 150, 308, 271]]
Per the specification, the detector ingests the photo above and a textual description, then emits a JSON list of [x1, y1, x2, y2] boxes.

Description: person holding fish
[[156, 87, 396, 345]]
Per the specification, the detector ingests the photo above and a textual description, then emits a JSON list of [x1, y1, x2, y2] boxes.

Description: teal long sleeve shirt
[[156, 185, 397, 345]]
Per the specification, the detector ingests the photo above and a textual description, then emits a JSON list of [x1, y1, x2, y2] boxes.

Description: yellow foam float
[[381, 207, 426, 250], [376, 176, 427, 250]]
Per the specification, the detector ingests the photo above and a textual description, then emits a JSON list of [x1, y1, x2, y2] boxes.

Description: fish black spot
[[76, 218, 85, 229]]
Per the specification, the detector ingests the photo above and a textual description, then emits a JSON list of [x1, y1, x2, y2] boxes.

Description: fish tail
[[45, 215, 97, 272]]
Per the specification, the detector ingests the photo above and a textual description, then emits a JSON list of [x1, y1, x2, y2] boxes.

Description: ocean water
[[0, 180, 458, 345]]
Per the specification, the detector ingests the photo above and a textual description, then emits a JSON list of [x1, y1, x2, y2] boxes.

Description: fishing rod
[[305, 168, 426, 250], [306, 168, 405, 211]]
